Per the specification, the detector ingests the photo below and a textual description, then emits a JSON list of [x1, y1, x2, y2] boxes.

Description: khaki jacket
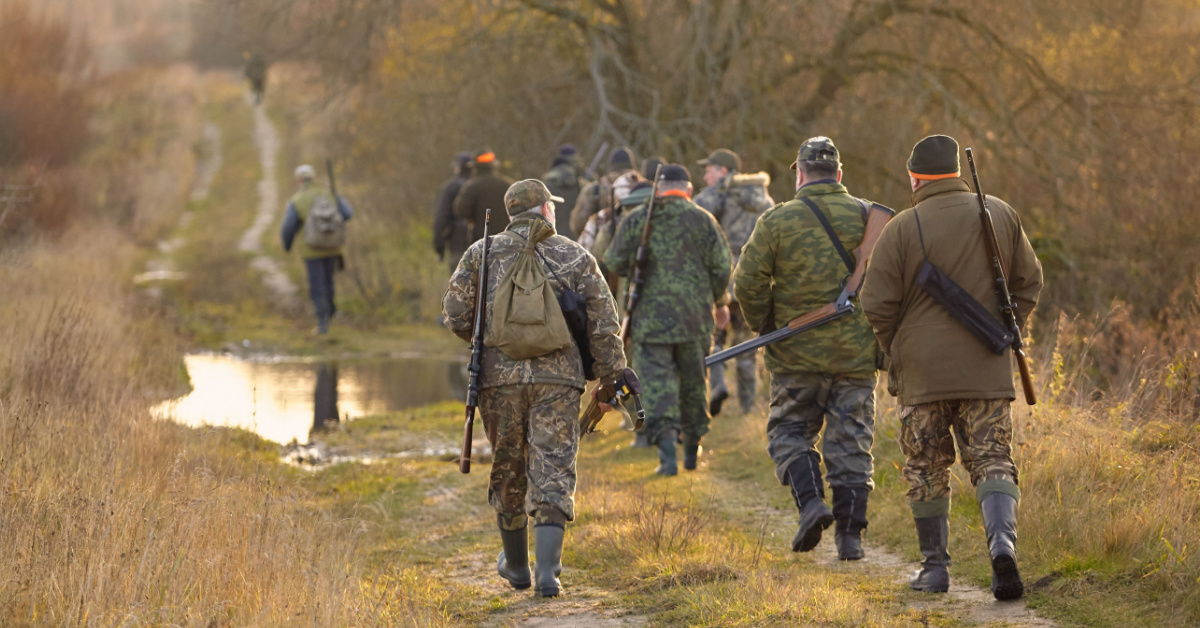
[[860, 178, 1043, 405]]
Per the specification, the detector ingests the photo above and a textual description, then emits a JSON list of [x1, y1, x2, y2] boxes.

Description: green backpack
[[485, 219, 574, 360]]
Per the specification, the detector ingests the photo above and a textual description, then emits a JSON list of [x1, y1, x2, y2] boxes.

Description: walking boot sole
[[990, 554, 1024, 601], [792, 512, 834, 552]]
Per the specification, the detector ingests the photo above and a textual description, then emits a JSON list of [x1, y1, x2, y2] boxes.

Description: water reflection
[[155, 353, 467, 444]]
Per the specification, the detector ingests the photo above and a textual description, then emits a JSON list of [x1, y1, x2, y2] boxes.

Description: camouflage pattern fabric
[[899, 398, 1018, 503], [569, 169, 633, 237], [604, 196, 732, 344], [632, 339, 709, 446], [693, 171, 774, 264], [542, 163, 584, 238], [734, 181, 878, 377], [766, 371, 877, 489], [479, 383, 581, 528], [442, 214, 627, 390]]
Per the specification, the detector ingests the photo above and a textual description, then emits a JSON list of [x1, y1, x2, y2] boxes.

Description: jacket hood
[[729, 171, 770, 189]]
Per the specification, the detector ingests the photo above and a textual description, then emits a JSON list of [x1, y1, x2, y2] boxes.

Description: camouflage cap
[[504, 179, 564, 215], [790, 136, 840, 171], [697, 148, 741, 172]]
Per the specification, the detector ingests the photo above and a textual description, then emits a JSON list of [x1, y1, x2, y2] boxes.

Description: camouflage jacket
[[604, 196, 732, 344], [693, 171, 774, 262], [733, 180, 878, 377], [569, 168, 633, 237], [442, 214, 627, 390]]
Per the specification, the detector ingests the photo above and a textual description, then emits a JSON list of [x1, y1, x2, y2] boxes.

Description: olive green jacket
[[860, 177, 1043, 405]]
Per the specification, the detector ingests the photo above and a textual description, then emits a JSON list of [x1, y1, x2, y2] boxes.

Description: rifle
[[580, 368, 645, 435], [706, 202, 895, 366], [584, 141, 610, 181], [965, 148, 1037, 405], [460, 209, 493, 474], [326, 158, 337, 199], [619, 164, 663, 342]]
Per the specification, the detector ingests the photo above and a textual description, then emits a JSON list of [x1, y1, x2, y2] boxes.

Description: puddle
[[155, 353, 467, 444]]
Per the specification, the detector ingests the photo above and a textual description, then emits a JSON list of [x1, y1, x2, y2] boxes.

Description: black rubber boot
[[832, 485, 869, 561], [630, 432, 651, 448], [655, 430, 678, 476], [708, 378, 729, 417], [785, 455, 833, 552], [496, 517, 531, 590], [980, 493, 1024, 601], [533, 523, 564, 597], [909, 515, 951, 592], [736, 358, 756, 413], [683, 443, 699, 470], [316, 315, 331, 335]]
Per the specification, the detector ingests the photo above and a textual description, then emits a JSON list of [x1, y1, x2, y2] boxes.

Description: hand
[[713, 305, 730, 329], [591, 384, 614, 413]]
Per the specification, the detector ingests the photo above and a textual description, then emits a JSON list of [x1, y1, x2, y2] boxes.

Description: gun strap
[[913, 209, 931, 263], [800, 197, 854, 274]]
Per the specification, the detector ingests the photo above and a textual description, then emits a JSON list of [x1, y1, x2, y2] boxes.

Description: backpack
[[304, 191, 346, 250], [484, 219, 574, 360]]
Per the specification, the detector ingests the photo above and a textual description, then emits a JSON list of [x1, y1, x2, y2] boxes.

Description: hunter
[[605, 164, 732, 475], [693, 147, 775, 415], [733, 137, 881, 560], [442, 179, 627, 597], [280, 164, 354, 335], [542, 144, 588, 239], [860, 135, 1042, 600], [454, 149, 515, 241], [433, 151, 473, 268], [569, 147, 637, 238]]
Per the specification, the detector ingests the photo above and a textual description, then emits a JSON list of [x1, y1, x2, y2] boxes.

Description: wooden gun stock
[[1015, 348, 1037, 406]]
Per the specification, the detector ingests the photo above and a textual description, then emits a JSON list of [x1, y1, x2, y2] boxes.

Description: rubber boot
[[708, 361, 729, 417], [909, 515, 951, 592], [736, 357, 756, 414], [980, 493, 1024, 601], [655, 430, 678, 476], [832, 485, 869, 561], [533, 523, 564, 597], [630, 431, 650, 448], [683, 443, 699, 471], [785, 455, 833, 552], [316, 315, 331, 335], [496, 517, 531, 590]]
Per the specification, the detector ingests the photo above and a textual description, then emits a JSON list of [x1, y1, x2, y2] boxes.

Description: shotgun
[[705, 202, 895, 366], [579, 368, 645, 436], [460, 209, 492, 473], [965, 148, 1037, 405], [619, 165, 663, 342]]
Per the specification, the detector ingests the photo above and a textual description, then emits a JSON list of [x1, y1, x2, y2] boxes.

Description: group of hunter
[[436, 135, 1043, 602]]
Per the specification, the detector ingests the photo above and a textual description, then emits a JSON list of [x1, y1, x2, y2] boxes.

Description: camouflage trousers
[[899, 398, 1019, 513], [631, 339, 709, 447], [478, 383, 581, 530], [709, 301, 757, 410], [766, 372, 877, 489]]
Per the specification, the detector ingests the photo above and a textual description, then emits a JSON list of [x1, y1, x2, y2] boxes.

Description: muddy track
[[243, 97, 298, 307]]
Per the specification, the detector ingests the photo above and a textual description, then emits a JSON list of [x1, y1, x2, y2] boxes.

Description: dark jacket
[[860, 177, 1043, 405], [453, 163, 514, 242], [433, 172, 470, 261]]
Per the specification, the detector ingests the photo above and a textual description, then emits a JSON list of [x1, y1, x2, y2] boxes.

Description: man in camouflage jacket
[[442, 179, 627, 597], [605, 164, 732, 476], [734, 137, 880, 561], [542, 144, 587, 239], [693, 148, 775, 415], [569, 147, 636, 237]]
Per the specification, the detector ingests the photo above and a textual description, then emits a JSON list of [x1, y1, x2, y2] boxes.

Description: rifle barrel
[[461, 209, 492, 473], [705, 307, 852, 367]]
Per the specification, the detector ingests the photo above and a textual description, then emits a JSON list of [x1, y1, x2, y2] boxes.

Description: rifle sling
[[799, 196, 855, 274]]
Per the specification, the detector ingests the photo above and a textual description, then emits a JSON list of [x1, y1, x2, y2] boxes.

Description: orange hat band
[[658, 189, 691, 199], [909, 170, 960, 181], [476, 152, 496, 164]]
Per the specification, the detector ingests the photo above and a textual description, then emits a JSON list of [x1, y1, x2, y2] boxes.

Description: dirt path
[[242, 98, 298, 307]]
